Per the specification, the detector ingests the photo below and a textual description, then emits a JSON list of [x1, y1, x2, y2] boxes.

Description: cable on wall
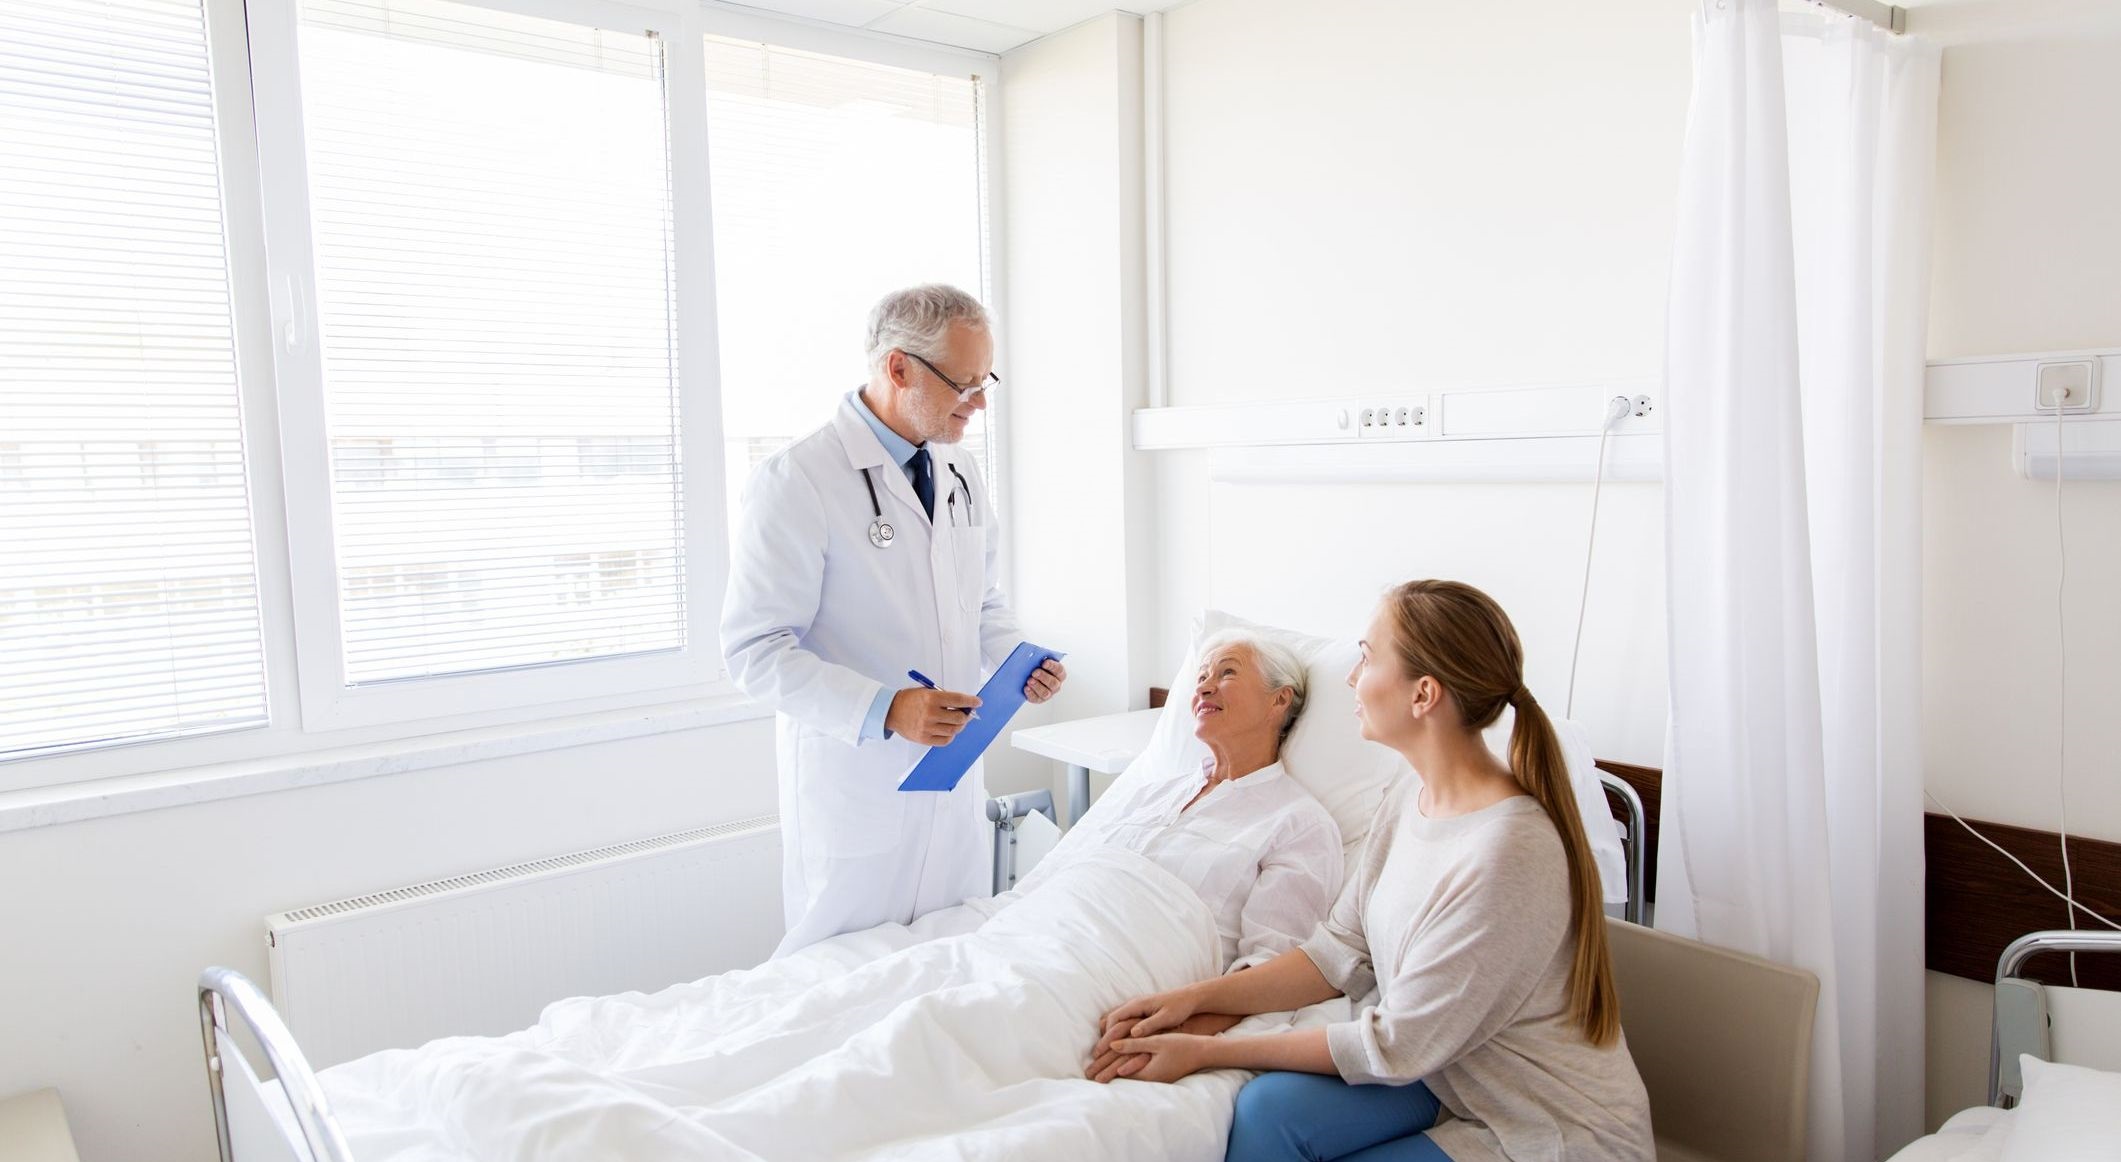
[[2053, 390, 2080, 983], [1565, 396, 1633, 720]]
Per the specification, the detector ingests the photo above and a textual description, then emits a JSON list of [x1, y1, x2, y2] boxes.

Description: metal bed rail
[[1597, 769, 1650, 928], [986, 788, 1058, 895], [1987, 929, 2121, 1108], [199, 966, 353, 1162]]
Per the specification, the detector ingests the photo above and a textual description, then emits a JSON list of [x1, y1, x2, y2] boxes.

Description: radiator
[[266, 815, 783, 1071]]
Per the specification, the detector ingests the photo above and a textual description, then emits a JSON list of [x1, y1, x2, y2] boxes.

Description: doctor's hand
[[1022, 659, 1066, 704], [887, 687, 982, 746]]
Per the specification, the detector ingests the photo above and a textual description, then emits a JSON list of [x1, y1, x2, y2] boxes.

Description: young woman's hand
[[1084, 1013, 1241, 1082], [1096, 1033, 1215, 1084], [1092, 987, 1200, 1062]]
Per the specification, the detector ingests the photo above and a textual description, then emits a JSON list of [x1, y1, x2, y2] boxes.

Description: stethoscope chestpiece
[[868, 518, 895, 549]]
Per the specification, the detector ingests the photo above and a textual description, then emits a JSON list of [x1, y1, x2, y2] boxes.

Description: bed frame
[[1987, 928, 2121, 1107]]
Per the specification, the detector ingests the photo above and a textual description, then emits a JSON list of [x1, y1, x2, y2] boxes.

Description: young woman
[[1085, 580, 1653, 1162]]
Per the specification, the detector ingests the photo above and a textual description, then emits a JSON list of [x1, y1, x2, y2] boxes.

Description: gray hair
[[1196, 630, 1308, 738], [866, 284, 992, 374]]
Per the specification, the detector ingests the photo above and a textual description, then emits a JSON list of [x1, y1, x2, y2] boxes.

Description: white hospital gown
[[1019, 760, 1343, 971]]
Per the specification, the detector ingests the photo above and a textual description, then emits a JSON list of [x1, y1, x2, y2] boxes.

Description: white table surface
[[1009, 707, 1163, 774], [0, 1089, 81, 1162]]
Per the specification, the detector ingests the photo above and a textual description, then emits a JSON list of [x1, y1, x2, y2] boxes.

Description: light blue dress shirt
[[850, 390, 927, 741]]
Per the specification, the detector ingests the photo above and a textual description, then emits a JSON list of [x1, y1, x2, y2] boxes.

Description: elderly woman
[[1016, 630, 1344, 974]]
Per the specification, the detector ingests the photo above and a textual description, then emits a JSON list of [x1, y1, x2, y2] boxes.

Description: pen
[[907, 670, 978, 720]]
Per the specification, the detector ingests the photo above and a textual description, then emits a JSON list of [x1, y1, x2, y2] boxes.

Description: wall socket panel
[[2035, 360, 2099, 412], [1357, 403, 1427, 439]]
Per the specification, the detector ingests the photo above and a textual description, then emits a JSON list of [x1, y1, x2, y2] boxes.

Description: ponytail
[[1384, 579, 1623, 1047], [1507, 687, 1621, 1046]]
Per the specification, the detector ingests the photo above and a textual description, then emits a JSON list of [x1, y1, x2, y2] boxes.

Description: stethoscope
[[861, 460, 976, 550]]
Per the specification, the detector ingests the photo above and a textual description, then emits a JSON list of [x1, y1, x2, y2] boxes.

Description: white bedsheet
[[1883, 1107, 2012, 1162], [322, 847, 1317, 1161]]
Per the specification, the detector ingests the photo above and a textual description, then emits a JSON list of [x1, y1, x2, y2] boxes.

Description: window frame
[[249, 0, 725, 731], [0, 0, 1006, 796]]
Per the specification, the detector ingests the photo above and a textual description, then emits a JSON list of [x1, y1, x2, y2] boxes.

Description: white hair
[[865, 284, 992, 374], [1196, 630, 1308, 737]]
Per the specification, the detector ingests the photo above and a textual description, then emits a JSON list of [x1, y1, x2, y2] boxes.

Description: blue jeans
[[1225, 1072, 1453, 1162]]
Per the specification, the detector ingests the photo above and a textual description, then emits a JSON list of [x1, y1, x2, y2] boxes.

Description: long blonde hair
[[1382, 579, 1620, 1046]]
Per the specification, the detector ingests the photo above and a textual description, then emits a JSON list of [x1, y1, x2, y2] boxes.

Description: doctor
[[722, 285, 1066, 957]]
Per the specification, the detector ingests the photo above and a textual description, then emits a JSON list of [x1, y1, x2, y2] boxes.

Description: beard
[[921, 404, 970, 445]]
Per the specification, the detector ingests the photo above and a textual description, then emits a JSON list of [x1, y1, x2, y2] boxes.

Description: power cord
[[1565, 395, 1633, 720], [1924, 789, 2118, 933], [2052, 387, 2079, 983]]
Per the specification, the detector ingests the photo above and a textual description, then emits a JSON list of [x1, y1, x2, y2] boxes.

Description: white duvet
[[322, 847, 1317, 1161]]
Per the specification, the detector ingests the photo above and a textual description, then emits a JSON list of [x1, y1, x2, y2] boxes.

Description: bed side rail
[[199, 966, 354, 1162], [1598, 770, 1649, 927], [1989, 930, 2121, 1107], [987, 789, 1058, 895]]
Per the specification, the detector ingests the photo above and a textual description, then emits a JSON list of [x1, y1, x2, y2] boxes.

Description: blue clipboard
[[898, 641, 1065, 793]]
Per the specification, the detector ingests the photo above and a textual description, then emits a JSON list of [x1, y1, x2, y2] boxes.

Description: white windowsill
[[0, 692, 772, 836]]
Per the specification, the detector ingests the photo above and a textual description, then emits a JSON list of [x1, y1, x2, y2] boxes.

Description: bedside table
[[1009, 707, 1162, 825]]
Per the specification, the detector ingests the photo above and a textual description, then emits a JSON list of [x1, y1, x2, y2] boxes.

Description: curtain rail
[[1804, 0, 1908, 34]]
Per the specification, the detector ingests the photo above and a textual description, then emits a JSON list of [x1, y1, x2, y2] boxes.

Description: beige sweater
[[1297, 785, 1654, 1162]]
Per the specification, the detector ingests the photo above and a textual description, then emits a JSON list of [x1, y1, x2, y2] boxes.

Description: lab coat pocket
[[949, 526, 986, 612], [797, 733, 908, 860]]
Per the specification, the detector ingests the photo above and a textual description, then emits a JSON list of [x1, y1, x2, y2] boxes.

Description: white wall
[[1913, 1, 2121, 1124], [990, 13, 1161, 798], [1149, 0, 1694, 764], [0, 721, 775, 1162]]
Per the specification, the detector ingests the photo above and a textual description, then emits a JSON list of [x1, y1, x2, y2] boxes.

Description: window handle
[[280, 275, 310, 354]]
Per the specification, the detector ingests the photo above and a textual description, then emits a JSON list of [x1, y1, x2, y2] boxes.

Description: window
[[4, 0, 999, 779], [701, 38, 991, 535], [275, 0, 689, 691], [0, 0, 269, 759]]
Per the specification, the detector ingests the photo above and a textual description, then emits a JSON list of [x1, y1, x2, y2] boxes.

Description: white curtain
[[1660, 2, 1937, 1159]]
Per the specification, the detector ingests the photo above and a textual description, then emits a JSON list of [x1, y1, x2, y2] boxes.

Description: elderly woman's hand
[[1085, 1013, 1241, 1082], [1093, 986, 1199, 1059], [1094, 1033, 1216, 1085]]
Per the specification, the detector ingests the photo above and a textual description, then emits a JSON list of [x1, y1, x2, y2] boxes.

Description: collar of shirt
[[1157, 757, 1288, 814], [849, 389, 923, 479]]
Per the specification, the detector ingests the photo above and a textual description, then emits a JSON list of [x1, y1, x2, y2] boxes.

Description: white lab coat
[[721, 397, 1021, 956]]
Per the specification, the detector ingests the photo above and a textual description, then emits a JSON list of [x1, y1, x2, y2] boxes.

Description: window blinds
[[0, 0, 269, 758], [295, 0, 685, 684]]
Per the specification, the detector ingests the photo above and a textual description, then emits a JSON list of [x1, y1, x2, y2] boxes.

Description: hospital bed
[[199, 784, 1652, 1162], [197, 612, 1654, 1161], [1882, 929, 2121, 1162]]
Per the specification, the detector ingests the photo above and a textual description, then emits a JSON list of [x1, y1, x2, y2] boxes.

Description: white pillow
[[1124, 610, 1409, 860], [1999, 1055, 2121, 1162], [1124, 609, 1630, 904]]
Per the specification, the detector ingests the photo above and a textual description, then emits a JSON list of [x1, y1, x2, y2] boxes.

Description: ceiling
[[717, 0, 1192, 54]]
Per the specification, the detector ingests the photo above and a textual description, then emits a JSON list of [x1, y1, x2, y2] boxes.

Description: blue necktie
[[909, 447, 935, 519]]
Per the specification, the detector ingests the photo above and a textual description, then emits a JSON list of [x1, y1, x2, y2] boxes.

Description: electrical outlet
[[1357, 402, 1426, 439], [2035, 361, 2098, 412], [1632, 394, 1655, 418]]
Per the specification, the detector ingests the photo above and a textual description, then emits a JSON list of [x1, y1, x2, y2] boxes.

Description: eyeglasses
[[903, 351, 999, 401]]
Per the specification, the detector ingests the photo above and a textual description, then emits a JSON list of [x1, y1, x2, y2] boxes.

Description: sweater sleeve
[[1325, 821, 1572, 1086], [1298, 854, 1376, 999]]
